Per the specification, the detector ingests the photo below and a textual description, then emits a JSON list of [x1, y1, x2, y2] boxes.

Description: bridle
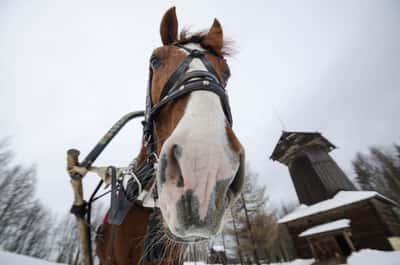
[[102, 42, 235, 207], [123, 42, 236, 251], [69, 42, 235, 213], [67, 42, 237, 264], [142, 43, 233, 162], [135, 43, 235, 247]]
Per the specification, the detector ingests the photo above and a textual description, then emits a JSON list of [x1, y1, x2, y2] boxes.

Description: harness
[[142, 44, 233, 161], [68, 42, 233, 265]]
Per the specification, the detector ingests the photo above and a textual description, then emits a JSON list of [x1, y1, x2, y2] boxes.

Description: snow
[[0, 251, 65, 265], [279, 191, 395, 223], [2, 249, 399, 265], [212, 245, 225, 252], [267, 249, 400, 264], [299, 219, 350, 237], [346, 249, 400, 265], [186, 258, 304, 265], [184, 262, 208, 265], [267, 259, 314, 265]]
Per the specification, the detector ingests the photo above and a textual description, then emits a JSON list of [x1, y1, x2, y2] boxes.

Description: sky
[[1, 0, 399, 214]]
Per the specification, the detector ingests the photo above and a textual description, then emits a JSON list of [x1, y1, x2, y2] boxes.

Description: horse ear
[[203, 19, 224, 56], [160, 7, 178, 45]]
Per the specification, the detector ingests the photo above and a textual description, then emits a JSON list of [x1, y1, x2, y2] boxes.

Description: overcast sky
[[1, 0, 399, 214]]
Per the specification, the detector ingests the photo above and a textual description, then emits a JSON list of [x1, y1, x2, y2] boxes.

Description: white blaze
[[157, 44, 239, 234]]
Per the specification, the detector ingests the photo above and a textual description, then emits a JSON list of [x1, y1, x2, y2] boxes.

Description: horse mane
[[177, 29, 234, 57]]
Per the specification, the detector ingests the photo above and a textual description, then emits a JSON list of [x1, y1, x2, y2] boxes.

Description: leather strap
[[159, 54, 195, 100], [143, 44, 233, 169], [149, 80, 232, 126]]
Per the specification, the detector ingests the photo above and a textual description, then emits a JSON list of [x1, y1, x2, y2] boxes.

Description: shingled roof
[[270, 131, 336, 165]]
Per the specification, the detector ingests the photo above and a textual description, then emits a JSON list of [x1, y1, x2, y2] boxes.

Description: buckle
[[190, 49, 203, 58], [147, 152, 159, 163], [121, 168, 142, 197]]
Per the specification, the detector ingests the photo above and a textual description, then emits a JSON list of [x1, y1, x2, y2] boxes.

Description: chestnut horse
[[96, 7, 245, 265]]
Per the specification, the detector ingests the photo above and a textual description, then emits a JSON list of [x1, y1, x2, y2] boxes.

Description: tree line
[[1, 136, 398, 265], [215, 165, 284, 264], [0, 140, 105, 264], [352, 143, 400, 204]]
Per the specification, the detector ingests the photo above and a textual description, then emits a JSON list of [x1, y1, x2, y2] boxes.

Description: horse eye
[[150, 56, 162, 69]]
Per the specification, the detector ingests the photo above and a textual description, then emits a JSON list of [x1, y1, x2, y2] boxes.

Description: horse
[[95, 7, 245, 265]]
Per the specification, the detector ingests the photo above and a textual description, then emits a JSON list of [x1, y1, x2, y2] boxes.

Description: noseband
[[142, 44, 233, 159]]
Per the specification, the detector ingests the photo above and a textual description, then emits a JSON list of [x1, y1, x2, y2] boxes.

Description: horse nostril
[[171, 144, 182, 160], [169, 144, 184, 187], [177, 190, 200, 227]]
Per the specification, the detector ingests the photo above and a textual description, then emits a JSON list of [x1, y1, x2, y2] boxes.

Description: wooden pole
[[65, 111, 145, 265], [343, 231, 355, 252], [67, 149, 93, 265], [240, 194, 261, 265], [231, 208, 244, 265], [307, 238, 317, 259]]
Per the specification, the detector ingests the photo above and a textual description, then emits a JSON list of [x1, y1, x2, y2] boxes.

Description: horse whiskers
[[138, 233, 168, 265], [164, 239, 175, 265], [155, 237, 183, 265], [159, 235, 210, 265]]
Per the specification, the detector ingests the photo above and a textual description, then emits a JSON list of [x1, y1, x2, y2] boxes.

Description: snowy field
[[1, 249, 399, 265], [0, 250, 65, 265]]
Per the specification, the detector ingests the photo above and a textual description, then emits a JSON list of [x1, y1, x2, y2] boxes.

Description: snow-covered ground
[[346, 249, 400, 265], [1, 249, 399, 265], [0, 251, 65, 265], [267, 259, 313, 265], [184, 260, 312, 265], [181, 249, 400, 265], [266, 249, 400, 265]]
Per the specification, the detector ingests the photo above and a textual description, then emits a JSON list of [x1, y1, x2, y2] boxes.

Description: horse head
[[141, 7, 245, 242]]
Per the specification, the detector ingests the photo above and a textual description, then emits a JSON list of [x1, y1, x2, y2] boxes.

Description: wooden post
[[307, 238, 317, 260], [64, 111, 145, 265], [343, 231, 355, 252], [240, 194, 261, 265], [231, 208, 244, 265], [67, 149, 93, 265]]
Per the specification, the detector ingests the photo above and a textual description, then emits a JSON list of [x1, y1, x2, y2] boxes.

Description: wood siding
[[289, 155, 329, 205], [285, 199, 397, 259], [288, 147, 355, 205], [371, 199, 400, 236], [306, 148, 356, 194]]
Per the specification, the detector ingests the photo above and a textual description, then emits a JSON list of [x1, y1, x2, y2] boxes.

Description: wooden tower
[[271, 131, 400, 260], [270, 131, 356, 205]]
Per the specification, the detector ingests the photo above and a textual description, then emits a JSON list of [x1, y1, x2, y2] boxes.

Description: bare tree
[[263, 202, 299, 263], [14, 200, 53, 258], [50, 213, 80, 264], [0, 139, 54, 259], [223, 164, 277, 264], [49, 201, 107, 265]]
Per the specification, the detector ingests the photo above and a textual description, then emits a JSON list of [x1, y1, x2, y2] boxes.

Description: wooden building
[[271, 131, 400, 262]]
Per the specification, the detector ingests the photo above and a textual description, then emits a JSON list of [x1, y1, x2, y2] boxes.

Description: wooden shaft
[[67, 149, 85, 205], [67, 149, 80, 170], [67, 149, 93, 265]]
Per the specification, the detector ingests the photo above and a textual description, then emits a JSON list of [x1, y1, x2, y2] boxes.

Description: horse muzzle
[[157, 145, 245, 241]]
